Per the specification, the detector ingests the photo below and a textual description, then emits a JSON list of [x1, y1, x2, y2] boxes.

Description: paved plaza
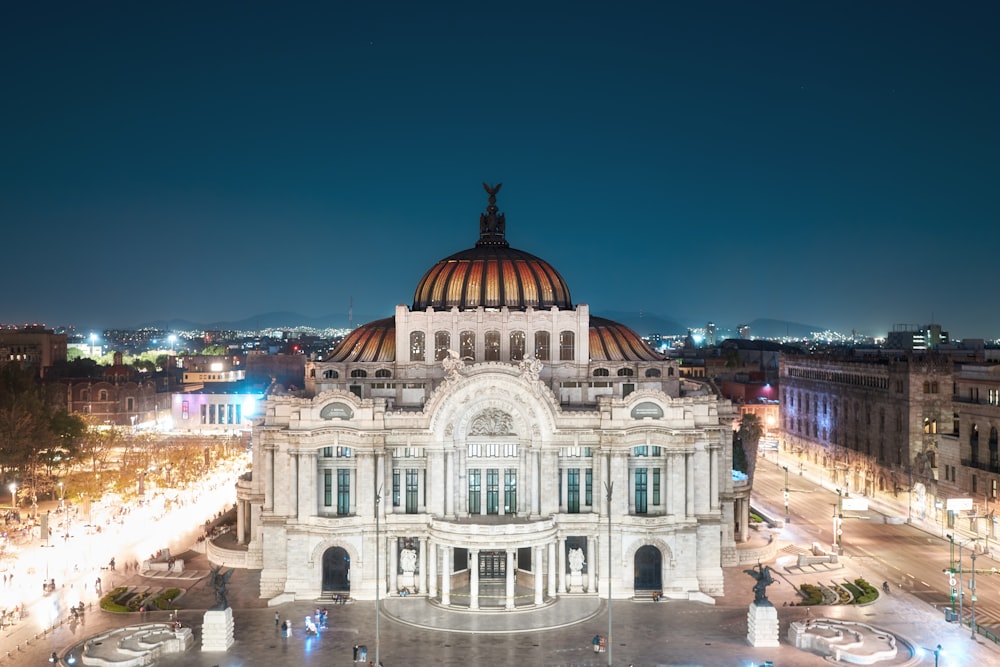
[[3, 529, 1000, 667]]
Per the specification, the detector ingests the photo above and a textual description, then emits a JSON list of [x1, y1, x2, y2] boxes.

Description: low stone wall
[[788, 619, 897, 665], [206, 538, 250, 568]]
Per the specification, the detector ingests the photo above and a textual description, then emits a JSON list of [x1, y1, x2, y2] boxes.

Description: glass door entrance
[[479, 550, 506, 579]]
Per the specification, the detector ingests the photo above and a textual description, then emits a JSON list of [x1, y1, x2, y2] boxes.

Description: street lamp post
[[605, 480, 614, 667], [8, 482, 15, 509], [970, 551, 978, 639], [933, 644, 942, 666]]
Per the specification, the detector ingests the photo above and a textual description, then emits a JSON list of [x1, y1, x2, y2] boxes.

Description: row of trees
[[1, 363, 247, 507], [0, 364, 87, 502]]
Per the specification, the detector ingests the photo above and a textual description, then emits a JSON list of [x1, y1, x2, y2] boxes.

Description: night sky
[[3, 2, 998, 339]]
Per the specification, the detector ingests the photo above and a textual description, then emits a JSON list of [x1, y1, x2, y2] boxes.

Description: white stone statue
[[399, 548, 417, 575], [442, 349, 463, 379], [568, 547, 585, 574]]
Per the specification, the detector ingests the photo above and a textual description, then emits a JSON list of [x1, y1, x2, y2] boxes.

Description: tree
[[737, 413, 764, 485]]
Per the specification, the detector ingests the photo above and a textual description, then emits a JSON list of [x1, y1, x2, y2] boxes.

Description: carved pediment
[[469, 408, 514, 436]]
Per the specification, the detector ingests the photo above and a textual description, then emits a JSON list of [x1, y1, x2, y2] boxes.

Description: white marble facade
[[240, 189, 737, 606]]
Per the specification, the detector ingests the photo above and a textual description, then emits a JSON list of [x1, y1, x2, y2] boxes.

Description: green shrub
[[154, 588, 181, 610], [799, 583, 824, 605], [100, 586, 130, 613], [853, 578, 878, 604]]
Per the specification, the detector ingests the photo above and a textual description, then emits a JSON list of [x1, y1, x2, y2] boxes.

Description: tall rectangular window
[[434, 331, 450, 361], [509, 331, 525, 361], [485, 330, 501, 361], [535, 331, 550, 360], [392, 469, 400, 507], [567, 468, 580, 513], [559, 330, 575, 361], [504, 469, 517, 514], [460, 331, 476, 360], [410, 331, 426, 362], [324, 469, 333, 507], [585, 469, 593, 506], [486, 468, 499, 514], [634, 468, 647, 514], [652, 468, 661, 506], [405, 469, 419, 513], [337, 469, 350, 516], [468, 469, 481, 514]]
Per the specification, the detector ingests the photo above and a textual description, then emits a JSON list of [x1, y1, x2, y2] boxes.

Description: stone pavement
[[5, 532, 1000, 666]]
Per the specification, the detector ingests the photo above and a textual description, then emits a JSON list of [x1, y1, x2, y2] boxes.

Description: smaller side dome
[[589, 316, 664, 362], [328, 317, 396, 363]]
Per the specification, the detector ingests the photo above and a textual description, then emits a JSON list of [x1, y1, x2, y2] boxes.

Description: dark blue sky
[[3, 2, 998, 339]]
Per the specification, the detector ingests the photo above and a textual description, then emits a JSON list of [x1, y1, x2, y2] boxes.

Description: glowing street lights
[[8, 482, 16, 509]]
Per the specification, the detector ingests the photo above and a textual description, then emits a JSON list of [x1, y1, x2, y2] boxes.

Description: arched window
[[81, 389, 89, 401], [126, 397, 134, 411], [484, 330, 501, 361], [667, 367, 674, 376], [923, 381, 931, 394], [350, 369, 368, 378], [434, 331, 450, 361], [460, 331, 475, 360], [509, 331, 525, 361], [410, 331, 425, 362], [617, 368, 634, 377], [593, 368, 609, 377], [645, 368, 661, 378], [559, 331, 575, 361], [534, 331, 550, 360], [375, 369, 391, 378], [99, 389, 108, 401]]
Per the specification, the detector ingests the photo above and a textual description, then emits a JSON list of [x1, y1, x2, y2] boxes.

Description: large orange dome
[[411, 183, 573, 311]]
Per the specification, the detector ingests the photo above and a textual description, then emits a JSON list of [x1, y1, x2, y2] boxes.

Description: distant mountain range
[[139, 311, 831, 340]]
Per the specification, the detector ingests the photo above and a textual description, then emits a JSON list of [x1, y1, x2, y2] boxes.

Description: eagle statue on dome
[[479, 182, 506, 238]]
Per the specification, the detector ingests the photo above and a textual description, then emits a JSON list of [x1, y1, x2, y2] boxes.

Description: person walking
[[353, 644, 359, 661], [275, 611, 280, 626]]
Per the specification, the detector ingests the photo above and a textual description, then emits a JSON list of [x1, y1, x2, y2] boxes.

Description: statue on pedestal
[[746, 562, 775, 604], [207, 566, 235, 610]]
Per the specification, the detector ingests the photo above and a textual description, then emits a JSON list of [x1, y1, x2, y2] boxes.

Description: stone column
[[389, 538, 398, 594], [418, 538, 427, 593], [264, 447, 275, 512], [557, 537, 567, 594], [297, 449, 317, 519], [586, 536, 596, 593], [672, 453, 685, 519], [441, 545, 451, 605], [469, 548, 480, 610], [533, 545, 544, 605], [547, 541, 557, 598], [709, 445, 719, 510], [236, 500, 246, 544], [531, 449, 541, 517], [686, 452, 695, 517], [505, 549, 515, 610], [445, 450, 455, 517], [427, 540, 437, 598]]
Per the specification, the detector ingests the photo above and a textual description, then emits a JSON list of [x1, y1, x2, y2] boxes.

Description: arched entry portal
[[634, 545, 662, 591], [322, 546, 351, 592]]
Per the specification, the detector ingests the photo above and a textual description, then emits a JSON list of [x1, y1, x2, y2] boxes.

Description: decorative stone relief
[[469, 408, 514, 436]]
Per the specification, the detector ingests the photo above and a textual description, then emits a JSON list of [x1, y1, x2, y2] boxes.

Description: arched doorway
[[322, 546, 351, 592], [633, 545, 662, 591]]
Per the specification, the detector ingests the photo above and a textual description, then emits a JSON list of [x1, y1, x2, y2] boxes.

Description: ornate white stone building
[[238, 185, 738, 606]]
